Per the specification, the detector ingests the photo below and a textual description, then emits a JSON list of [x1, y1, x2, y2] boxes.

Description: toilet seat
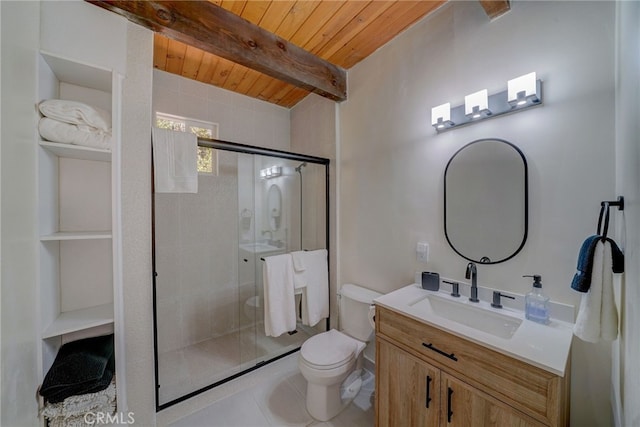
[[300, 330, 364, 370]]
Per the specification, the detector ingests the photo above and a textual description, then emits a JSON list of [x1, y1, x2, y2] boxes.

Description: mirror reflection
[[267, 184, 282, 231], [444, 138, 528, 264]]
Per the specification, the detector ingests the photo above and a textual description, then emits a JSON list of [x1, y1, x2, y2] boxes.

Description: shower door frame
[[151, 137, 331, 411]]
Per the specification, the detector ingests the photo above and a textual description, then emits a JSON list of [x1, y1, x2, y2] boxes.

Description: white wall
[[1, 5, 3, 424], [614, 2, 640, 425], [290, 94, 338, 327], [153, 70, 290, 150], [1, 2, 40, 425], [121, 22, 156, 426], [154, 173, 240, 351], [40, 1, 126, 74], [339, 1, 615, 425]]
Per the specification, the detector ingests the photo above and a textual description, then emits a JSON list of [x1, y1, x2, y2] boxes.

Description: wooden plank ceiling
[[92, 1, 510, 108], [152, 0, 447, 108]]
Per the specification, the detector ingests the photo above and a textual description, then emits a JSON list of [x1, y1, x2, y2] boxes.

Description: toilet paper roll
[[368, 305, 376, 329]]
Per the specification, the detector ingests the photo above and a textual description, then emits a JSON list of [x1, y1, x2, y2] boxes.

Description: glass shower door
[[248, 155, 328, 362], [154, 147, 253, 407], [153, 140, 329, 409]]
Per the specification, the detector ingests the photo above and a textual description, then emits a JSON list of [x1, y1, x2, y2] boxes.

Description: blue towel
[[572, 235, 624, 293]]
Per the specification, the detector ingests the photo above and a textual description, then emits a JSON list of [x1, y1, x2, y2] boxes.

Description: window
[[155, 113, 219, 175]]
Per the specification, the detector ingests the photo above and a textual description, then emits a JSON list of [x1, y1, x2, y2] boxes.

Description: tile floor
[[159, 324, 313, 404], [167, 353, 375, 427]]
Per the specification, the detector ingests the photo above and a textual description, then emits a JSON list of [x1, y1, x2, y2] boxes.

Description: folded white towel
[[292, 249, 329, 327], [291, 251, 306, 273], [38, 117, 112, 150], [291, 251, 307, 291], [574, 240, 619, 342], [39, 99, 111, 131], [263, 254, 296, 337], [152, 127, 198, 193]]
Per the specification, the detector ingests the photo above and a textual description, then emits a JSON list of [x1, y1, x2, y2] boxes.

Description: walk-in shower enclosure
[[152, 139, 329, 409]]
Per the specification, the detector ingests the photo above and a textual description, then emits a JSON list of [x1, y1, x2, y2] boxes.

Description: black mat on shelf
[[40, 334, 115, 403]]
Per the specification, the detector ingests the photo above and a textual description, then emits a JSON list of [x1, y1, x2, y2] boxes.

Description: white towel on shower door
[[292, 249, 329, 327], [263, 254, 296, 337], [152, 127, 198, 193]]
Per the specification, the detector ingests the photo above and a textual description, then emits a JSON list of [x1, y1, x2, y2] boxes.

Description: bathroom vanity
[[374, 285, 572, 427]]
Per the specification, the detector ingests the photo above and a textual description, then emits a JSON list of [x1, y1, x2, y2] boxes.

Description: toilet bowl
[[299, 329, 365, 421], [298, 284, 381, 421]]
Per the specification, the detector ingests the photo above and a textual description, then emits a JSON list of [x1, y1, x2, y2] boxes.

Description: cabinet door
[[376, 338, 440, 427], [442, 373, 543, 427]]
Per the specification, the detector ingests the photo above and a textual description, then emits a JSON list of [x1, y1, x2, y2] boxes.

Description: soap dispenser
[[524, 275, 550, 324]]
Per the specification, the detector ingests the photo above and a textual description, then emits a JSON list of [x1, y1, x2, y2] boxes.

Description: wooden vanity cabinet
[[377, 337, 441, 426], [442, 372, 543, 427], [375, 306, 569, 427]]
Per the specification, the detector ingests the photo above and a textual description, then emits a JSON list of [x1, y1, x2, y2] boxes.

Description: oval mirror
[[267, 184, 282, 231], [444, 139, 528, 264]]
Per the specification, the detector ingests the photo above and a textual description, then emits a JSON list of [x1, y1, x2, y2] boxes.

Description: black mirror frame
[[443, 138, 529, 265]]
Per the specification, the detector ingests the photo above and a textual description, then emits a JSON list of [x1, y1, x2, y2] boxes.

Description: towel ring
[[597, 204, 605, 235], [597, 202, 610, 240], [600, 196, 624, 211]]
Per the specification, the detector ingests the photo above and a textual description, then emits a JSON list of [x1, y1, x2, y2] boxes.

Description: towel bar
[[260, 249, 309, 261]]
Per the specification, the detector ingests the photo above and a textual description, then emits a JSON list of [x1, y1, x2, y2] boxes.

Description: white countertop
[[374, 283, 574, 377]]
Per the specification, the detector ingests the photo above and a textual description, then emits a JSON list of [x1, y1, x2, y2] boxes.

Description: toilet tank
[[339, 284, 382, 342]]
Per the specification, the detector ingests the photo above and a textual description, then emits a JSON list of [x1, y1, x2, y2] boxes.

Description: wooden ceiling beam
[[87, 0, 346, 102], [479, 0, 511, 20]]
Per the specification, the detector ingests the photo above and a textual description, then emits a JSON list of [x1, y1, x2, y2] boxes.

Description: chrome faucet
[[465, 262, 480, 302]]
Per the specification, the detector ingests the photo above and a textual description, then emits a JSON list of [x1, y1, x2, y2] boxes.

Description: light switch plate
[[416, 242, 429, 263]]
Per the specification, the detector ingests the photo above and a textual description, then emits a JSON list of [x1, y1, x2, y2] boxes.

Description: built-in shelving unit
[[36, 50, 124, 417]]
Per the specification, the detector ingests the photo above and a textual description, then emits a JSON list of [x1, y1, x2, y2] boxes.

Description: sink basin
[[410, 294, 523, 339], [239, 242, 282, 254], [373, 284, 574, 376]]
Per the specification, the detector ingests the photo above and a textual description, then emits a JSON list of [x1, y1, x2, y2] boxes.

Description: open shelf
[[40, 51, 112, 93], [39, 141, 111, 162], [42, 302, 114, 339], [40, 231, 112, 241]]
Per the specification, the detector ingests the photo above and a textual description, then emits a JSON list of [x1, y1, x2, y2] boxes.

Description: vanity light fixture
[[508, 72, 540, 107], [432, 72, 543, 133], [260, 166, 282, 179], [431, 103, 455, 129], [465, 89, 491, 119]]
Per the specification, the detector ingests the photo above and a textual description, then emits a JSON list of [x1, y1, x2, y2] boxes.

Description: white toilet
[[298, 284, 381, 421]]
